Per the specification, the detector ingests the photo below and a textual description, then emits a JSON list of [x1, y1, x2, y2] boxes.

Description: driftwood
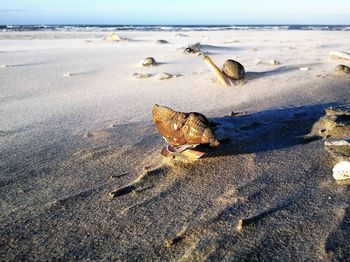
[[204, 56, 230, 86]]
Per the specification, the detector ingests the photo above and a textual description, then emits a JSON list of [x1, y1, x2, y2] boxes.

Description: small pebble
[[0, 64, 8, 68], [254, 59, 262, 64], [63, 73, 71, 77], [142, 57, 157, 66], [299, 67, 309, 71]]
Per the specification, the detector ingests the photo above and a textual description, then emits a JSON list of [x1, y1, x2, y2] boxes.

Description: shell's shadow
[[201, 103, 336, 158]]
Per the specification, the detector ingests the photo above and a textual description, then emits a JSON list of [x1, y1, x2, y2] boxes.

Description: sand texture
[[1, 30, 350, 261]]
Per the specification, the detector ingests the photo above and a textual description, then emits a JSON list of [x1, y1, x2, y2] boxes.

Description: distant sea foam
[[1, 24, 350, 32]]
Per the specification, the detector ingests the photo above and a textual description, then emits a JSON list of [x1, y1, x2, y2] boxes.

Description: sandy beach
[[1, 29, 350, 260]]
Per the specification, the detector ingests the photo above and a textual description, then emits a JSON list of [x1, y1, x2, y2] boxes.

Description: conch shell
[[152, 105, 220, 147]]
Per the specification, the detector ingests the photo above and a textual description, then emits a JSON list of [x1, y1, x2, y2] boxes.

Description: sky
[[0, 0, 349, 25]]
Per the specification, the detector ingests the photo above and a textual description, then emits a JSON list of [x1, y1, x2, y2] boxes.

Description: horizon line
[[1, 23, 350, 26]]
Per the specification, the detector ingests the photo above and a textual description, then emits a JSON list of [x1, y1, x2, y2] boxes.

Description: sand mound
[[104, 33, 126, 42]]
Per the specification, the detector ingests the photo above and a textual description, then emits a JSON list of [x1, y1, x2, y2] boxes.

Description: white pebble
[[269, 59, 280, 65], [63, 73, 71, 77], [299, 67, 309, 71], [0, 64, 8, 68], [332, 161, 350, 180]]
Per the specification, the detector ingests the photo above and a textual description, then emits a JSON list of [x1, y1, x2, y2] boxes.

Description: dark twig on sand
[[110, 173, 129, 179], [237, 200, 294, 232], [110, 184, 136, 198], [164, 226, 188, 248]]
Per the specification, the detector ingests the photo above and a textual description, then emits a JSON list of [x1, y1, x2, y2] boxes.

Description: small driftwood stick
[[237, 200, 293, 232], [110, 173, 129, 179], [204, 56, 230, 86], [110, 184, 136, 198], [164, 226, 188, 248]]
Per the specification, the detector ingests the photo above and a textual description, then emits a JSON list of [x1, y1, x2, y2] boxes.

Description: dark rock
[[222, 60, 245, 80], [183, 43, 202, 55]]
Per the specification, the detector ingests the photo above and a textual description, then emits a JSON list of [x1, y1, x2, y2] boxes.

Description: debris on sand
[[332, 161, 350, 180], [335, 64, 350, 76], [142, 57, 157, 67], [183, 43, 202, 55], [204, 56, 230, 86], [325, 140, 350, 162], [269, 59, 280, 65], [307, 105, 350, 139], [164, 226, 188, 248]]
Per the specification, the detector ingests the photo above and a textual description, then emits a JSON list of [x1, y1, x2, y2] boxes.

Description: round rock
[[335, 64, 350, 76], [222, 60, 245, 80], [142, 57, 157, 66]]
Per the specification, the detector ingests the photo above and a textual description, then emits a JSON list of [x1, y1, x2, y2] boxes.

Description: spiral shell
[[152, 105, 220, 147]]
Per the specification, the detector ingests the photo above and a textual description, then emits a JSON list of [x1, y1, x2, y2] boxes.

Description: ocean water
[[0, 24, 350, 32]]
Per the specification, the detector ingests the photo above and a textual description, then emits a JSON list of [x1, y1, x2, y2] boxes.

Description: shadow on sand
[[325, 206, 350, 261], [194, 103, 336, 158]]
